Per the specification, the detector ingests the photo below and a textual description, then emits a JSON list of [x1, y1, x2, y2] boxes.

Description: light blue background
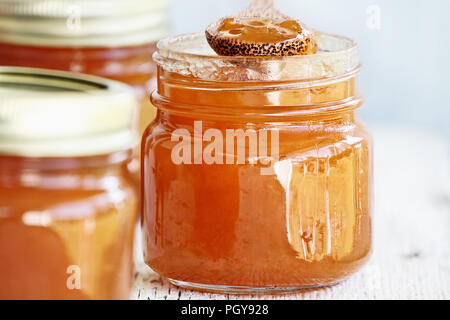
[[170, 0, 450, 143]]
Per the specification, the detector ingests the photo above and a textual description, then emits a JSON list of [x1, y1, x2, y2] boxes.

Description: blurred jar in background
[[0, 0, 170, 136], [0, 67, 139, 300]]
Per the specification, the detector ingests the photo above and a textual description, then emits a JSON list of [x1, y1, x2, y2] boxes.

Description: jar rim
[[154, 31, 360, 82]]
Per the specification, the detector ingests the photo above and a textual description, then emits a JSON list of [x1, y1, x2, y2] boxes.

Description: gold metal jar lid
[[0, 0, 170, 47], [0, 67, 139, 157]]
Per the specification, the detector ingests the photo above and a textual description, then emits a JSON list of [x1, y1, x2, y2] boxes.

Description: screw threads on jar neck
[[152, 68, 362, 122], [152, 31, 362, 121]]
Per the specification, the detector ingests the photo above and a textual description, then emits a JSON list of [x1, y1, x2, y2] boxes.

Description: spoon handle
[[237, 0, 286, 19], [249, 0, 277, 10]]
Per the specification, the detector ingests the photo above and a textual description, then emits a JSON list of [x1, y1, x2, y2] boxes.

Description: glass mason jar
[[142, 33, 373, 293], [0, 0, 170, 136], [0, 67, 139, 300]]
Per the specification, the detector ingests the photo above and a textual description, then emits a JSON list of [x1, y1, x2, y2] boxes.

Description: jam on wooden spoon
[[206, 0, 317, 56]]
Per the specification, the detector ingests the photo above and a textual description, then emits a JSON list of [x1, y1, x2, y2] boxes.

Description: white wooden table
[[132, 127, 450, 300]]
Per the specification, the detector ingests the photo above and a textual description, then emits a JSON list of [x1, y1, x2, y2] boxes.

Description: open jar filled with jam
[[0, 0, 170, 136], [142, 28, 373, 293], [0, 67, 139, 299]]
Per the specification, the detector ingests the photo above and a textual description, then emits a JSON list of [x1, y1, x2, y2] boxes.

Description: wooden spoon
[[206, 0, 317, 56]]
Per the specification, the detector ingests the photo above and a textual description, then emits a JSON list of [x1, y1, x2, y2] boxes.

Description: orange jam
[[215, 18, 308, 44], [0, 67, 139, 299], [0, 0, 170, 135], [0, 155, 137, 300], [142, 33, 373, 293], [206, 15, 317, 56]]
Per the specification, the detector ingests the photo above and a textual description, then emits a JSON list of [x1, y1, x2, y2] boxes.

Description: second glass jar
[[0, 67, 139, 299]]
